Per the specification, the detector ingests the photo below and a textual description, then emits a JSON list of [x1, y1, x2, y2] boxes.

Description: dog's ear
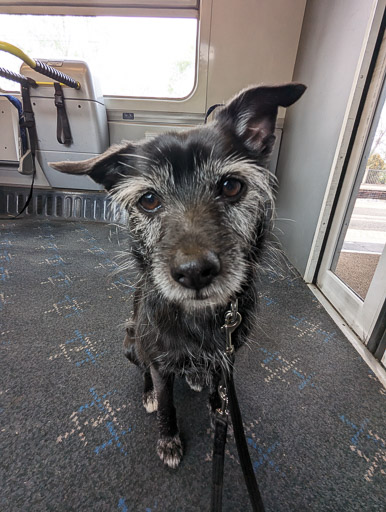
[[216, 83, 306, 157], [49, 142, 135, 191]]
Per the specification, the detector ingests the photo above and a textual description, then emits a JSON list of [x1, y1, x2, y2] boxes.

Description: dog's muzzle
[[170, 249, 221, 291]]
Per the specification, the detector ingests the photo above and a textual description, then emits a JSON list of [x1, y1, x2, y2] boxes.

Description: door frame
[[316, 23, 386, 345]]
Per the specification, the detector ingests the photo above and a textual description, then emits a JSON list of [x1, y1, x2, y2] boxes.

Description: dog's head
[[50, 83, 305, 310]]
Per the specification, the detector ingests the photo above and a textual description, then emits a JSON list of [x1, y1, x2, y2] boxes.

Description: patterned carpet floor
[[0, 218, 385, 512]]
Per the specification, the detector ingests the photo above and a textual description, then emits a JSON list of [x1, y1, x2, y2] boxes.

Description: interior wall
[[206, 0, 306, 107], [274, 0, 378, 277]]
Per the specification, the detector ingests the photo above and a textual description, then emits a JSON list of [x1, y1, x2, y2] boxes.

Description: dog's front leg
[[142, 369, 158, 413], [150, 366, 183, 469]]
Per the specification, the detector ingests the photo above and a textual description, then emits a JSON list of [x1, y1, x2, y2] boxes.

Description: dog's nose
[[171, 250, 221, 290]]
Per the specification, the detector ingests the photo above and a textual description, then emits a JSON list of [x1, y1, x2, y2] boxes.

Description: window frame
[[0, 1, 200, 17], [0, 0, 210, 113]]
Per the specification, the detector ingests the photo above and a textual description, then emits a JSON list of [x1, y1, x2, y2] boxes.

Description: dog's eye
[[138, 192, 162, 212], [221, 178, 243, 200]]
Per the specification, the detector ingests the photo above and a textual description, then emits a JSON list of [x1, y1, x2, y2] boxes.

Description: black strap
[[15, 85, 38, 218], [54, 82, 72, 145], [211, 367, 265, 512], [227, 374, 265, 512], [211, 413, 228, 511], [15, 165, 35, 218], [21, 84, 38, 155]]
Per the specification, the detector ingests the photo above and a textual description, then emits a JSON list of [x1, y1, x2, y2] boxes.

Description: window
[[0, 14, 197, 98]]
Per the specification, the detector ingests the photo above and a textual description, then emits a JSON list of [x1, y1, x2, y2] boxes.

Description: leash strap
[[54, 82, 72, 145], [211, 413, 228, 511], [211, 300, 265, 512], [211, 370, 265, 512], [227, 374, 265, 512]]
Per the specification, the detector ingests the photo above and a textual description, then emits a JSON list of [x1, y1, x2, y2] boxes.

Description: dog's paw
[[157, 435, 183, 469], [185, 374, 204, 392], [143, 390, 158, 413]]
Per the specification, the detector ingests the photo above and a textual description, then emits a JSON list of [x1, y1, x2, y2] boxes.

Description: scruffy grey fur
[[50, 83, 306, 468]]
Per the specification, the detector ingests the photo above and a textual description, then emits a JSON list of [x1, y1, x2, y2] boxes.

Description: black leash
[[227, 374, 265, 511], [211, 406, 228, 510], [211, 300, 265, 512]]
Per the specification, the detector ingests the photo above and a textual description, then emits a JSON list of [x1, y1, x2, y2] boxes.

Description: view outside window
[[333, 97, 386, 299], [0, 14, 197, 98]]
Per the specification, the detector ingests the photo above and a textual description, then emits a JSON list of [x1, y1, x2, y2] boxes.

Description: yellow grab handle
[[0, 40, 80, 89], [0, 41, 36, 69]]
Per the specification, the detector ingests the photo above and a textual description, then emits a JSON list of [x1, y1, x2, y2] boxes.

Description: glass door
[[317, 35, 386, 352]]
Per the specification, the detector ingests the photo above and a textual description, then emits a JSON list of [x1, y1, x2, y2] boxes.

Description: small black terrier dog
[[51, 83, 306, 468]]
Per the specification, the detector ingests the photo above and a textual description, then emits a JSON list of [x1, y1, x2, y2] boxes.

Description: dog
[[50, 83, 306, 469]]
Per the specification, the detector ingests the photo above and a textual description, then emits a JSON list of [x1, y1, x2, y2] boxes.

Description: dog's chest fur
[[129, 281, 256, 382]]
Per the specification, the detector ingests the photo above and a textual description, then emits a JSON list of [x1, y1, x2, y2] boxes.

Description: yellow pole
[[0, 40, 80, 89], [36, 81, 63, 86], [0, 41, 36, 69]]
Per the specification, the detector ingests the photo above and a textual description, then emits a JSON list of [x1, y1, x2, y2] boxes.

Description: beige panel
[[206, 0, 306, 107]]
